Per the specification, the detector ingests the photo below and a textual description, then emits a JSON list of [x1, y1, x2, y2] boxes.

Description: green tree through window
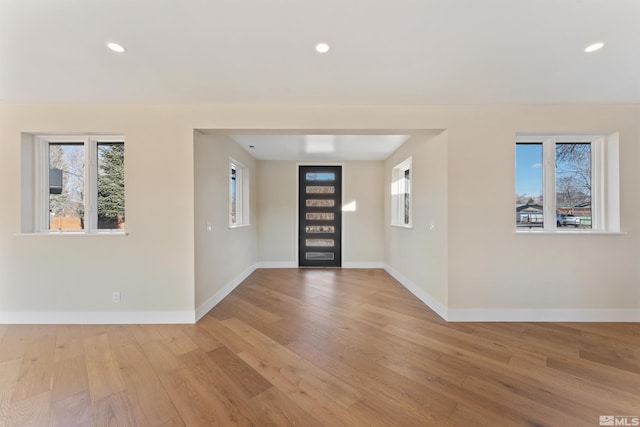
[[97, 142, 125, 229]]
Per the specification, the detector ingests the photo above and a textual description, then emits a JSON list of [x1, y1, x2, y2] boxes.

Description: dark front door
[[298, 166, 342, 267]]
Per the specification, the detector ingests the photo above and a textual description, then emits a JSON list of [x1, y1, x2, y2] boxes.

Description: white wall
[[384, 133, 449, 315], [1, 104, 638, 323], [256, 161, 297, 265], [445, 106, 640, 320], [342, 161, 385, 266], [256, 160, 384, 267], [1, 106, 196, 323], [194, 132, 257, 318]]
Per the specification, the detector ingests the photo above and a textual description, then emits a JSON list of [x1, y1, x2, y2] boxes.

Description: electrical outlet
[[112, 291, 121, 304]]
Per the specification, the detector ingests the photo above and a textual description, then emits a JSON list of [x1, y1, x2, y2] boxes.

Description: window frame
[[229, 158, 250, 227], [34, 135, 125, 234], [516, 133, 616, 233], [391, 156, 412, 228]]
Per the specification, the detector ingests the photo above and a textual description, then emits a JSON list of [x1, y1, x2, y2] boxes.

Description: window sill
[[515, 230, 626, 235], [228, 224, 251, 229], [391, 224, 413, 229], [16, 231, 128, 237]]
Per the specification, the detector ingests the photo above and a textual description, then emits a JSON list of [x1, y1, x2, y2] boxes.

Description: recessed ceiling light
[[106, 41, 126, 53], [584, 42, 604, 53], [315, 42, 330, 54]]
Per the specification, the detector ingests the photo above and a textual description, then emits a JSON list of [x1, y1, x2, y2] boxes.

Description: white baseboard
[[0, 262, 260, 324], [8, 263, 633, 324], [383, 264, 448, 321], [256, 261, 298, 269], [195, 264, 257, 321], [383, 264, 640, 322], [343, 262, 385, 269], [257, 261, 384, 269], [447, 308, 640, 322], [0, 310, 196, 325]]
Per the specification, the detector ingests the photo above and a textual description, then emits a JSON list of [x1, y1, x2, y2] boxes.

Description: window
[[391, 157, 412, 227], [33, 135, 125, 233], [229, 159, 249, 226], [516, 133, 619, 232]]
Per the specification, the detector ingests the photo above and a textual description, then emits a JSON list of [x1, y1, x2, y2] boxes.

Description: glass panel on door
[[299, 166, 341, 267]]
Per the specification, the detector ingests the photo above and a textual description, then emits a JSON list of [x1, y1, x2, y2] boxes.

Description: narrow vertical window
[[49, 143, 85, 231], [515, 143, 544, 229], [229, 159, 249, 227], [403, 168, 411, 225], [555, 143, 591, 229], [391, 157, 412, 227], [230, 164, 238, 225], [97, 142, 125, 230]]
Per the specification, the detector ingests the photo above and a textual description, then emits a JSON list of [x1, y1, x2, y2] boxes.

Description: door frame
[[296, 162, 345, 267]]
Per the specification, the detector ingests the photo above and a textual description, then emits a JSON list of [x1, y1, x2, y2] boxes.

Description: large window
[[229, 159, 249, 227], [516, 134, 619, 232], [36, 136, 125, 233], [391, 157, 412, 227]]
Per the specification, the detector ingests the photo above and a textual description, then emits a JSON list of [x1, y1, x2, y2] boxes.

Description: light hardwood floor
[[0, 268, 639, 426]]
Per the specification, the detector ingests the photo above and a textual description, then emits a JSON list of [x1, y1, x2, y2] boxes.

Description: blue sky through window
[[516, 143, 543, 197]]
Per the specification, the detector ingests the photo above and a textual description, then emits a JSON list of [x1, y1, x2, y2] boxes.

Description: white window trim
[[516, 133, 620, 233], [229, 158, 250, 228], [35, 135, 125, 234], [391, 156, 412, 228]]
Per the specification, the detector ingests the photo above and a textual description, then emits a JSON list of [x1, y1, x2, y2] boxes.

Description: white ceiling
[[229, 134, 412, 160], [1, 0, 639, 105]]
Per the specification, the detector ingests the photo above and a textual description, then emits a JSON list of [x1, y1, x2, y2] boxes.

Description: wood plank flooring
[[1, 268, 639, 426]]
